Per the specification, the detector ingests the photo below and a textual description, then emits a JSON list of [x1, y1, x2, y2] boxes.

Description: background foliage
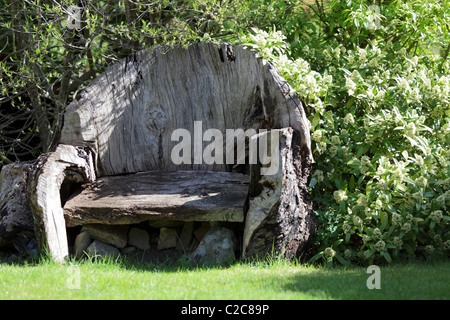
[[0, 0, 283, 164], [1, 0, 449, 265], [240, 0, 450, 265]]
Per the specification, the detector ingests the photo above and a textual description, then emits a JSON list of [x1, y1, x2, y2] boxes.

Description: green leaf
[[356, 146, 367, 158], [416, 136, 429, 148], [309, 177, 318, 188], [349, 175, 355, 192], [342, 68, 352, 76], [403, 177, 416, 186], [383, 251, 392, 263], [358, 175, 365, 185], [347, 159, 360, 167], [405, 135, 418, 147], [380, 211, 389, 229], [386, 204, 396, 214], [330, 20, 336, 34], [413, 217, 424, 223], [311, 112, 321, 129], [387, 225, 395, 234], [326, 257, 333, 267], [345, 232, 351, 243], [323, 179, 333, 189], [364, 249, 375, 259], [223, 19, 236, 30], [335, 254, 350, 266], [308, 252, 324, 263], [345, 97, 355, 109], [417, 124, 433, 133], [395, 183, 408, 192], [334, 178, 342, 189], [402, 150, 408, 160], [404, 244, 415, 256], [323, 111, 334, 126]]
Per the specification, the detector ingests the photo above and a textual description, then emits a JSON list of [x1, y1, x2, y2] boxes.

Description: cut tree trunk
[[243, 128, 316, 260], [27, 144, 96, 263], [0, 162, 35, 248]]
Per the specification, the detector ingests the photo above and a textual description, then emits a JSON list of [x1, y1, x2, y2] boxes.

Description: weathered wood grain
[[63, 170, 249, 226], [0, 162, 34, 247], [60, 43, 312, 177], [27, 144, 96, 262], [243, 128, 316, 260]]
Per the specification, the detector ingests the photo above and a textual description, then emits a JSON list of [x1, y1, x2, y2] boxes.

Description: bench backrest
[[60, 43, 310, 177]]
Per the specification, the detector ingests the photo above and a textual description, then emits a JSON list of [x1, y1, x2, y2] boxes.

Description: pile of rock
[[71, 221, 238, 266]]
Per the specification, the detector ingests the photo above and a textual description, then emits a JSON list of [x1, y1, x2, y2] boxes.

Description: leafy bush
[[238, 0, 450, 265]]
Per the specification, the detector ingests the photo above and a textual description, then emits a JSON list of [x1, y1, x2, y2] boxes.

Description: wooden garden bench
[[4, 43, 316, 262]]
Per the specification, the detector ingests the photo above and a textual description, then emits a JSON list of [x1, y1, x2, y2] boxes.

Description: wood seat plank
[[63, 170, 249, 226]]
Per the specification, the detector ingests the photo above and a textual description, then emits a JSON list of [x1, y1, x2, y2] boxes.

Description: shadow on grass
[[2, 248, 448, 300], [0, 247, 230, 272], [278, 267, 375, 299], [276, 259, 450, 300]]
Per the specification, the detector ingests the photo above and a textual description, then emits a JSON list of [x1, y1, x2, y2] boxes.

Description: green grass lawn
[[0, 256, 448, 300]]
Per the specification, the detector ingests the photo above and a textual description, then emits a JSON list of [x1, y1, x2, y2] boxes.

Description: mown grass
[[0, 255, 448, 300]]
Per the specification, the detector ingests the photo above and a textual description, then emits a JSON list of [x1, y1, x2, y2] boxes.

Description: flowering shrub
[[238, 0, 450, 265]]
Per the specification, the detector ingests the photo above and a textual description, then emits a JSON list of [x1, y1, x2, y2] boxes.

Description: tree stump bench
[[0, 43, 317, 263]]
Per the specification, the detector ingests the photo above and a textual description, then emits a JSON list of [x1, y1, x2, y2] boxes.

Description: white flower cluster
[[323, 247, 336, 259], [344, 113, 355, 125], [242, 28, 287, 62], [374, 240, 386, 252], [311, 129, 322, 142], [360, 156, 372, 175], [404, 122, 416, 138], [430, 210, 443, 223], [314, 169, 325, 182], [333, 190, 348, 204]]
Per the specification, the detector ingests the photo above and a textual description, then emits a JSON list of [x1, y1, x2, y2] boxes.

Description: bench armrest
[[28, 144, 96, 262], [243, 127, 316, 259]]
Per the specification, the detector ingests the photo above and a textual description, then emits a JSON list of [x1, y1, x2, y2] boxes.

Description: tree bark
[[27, 145, 96, 262], [243, 128, 316, 260], [0, 162, 35, 247]]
